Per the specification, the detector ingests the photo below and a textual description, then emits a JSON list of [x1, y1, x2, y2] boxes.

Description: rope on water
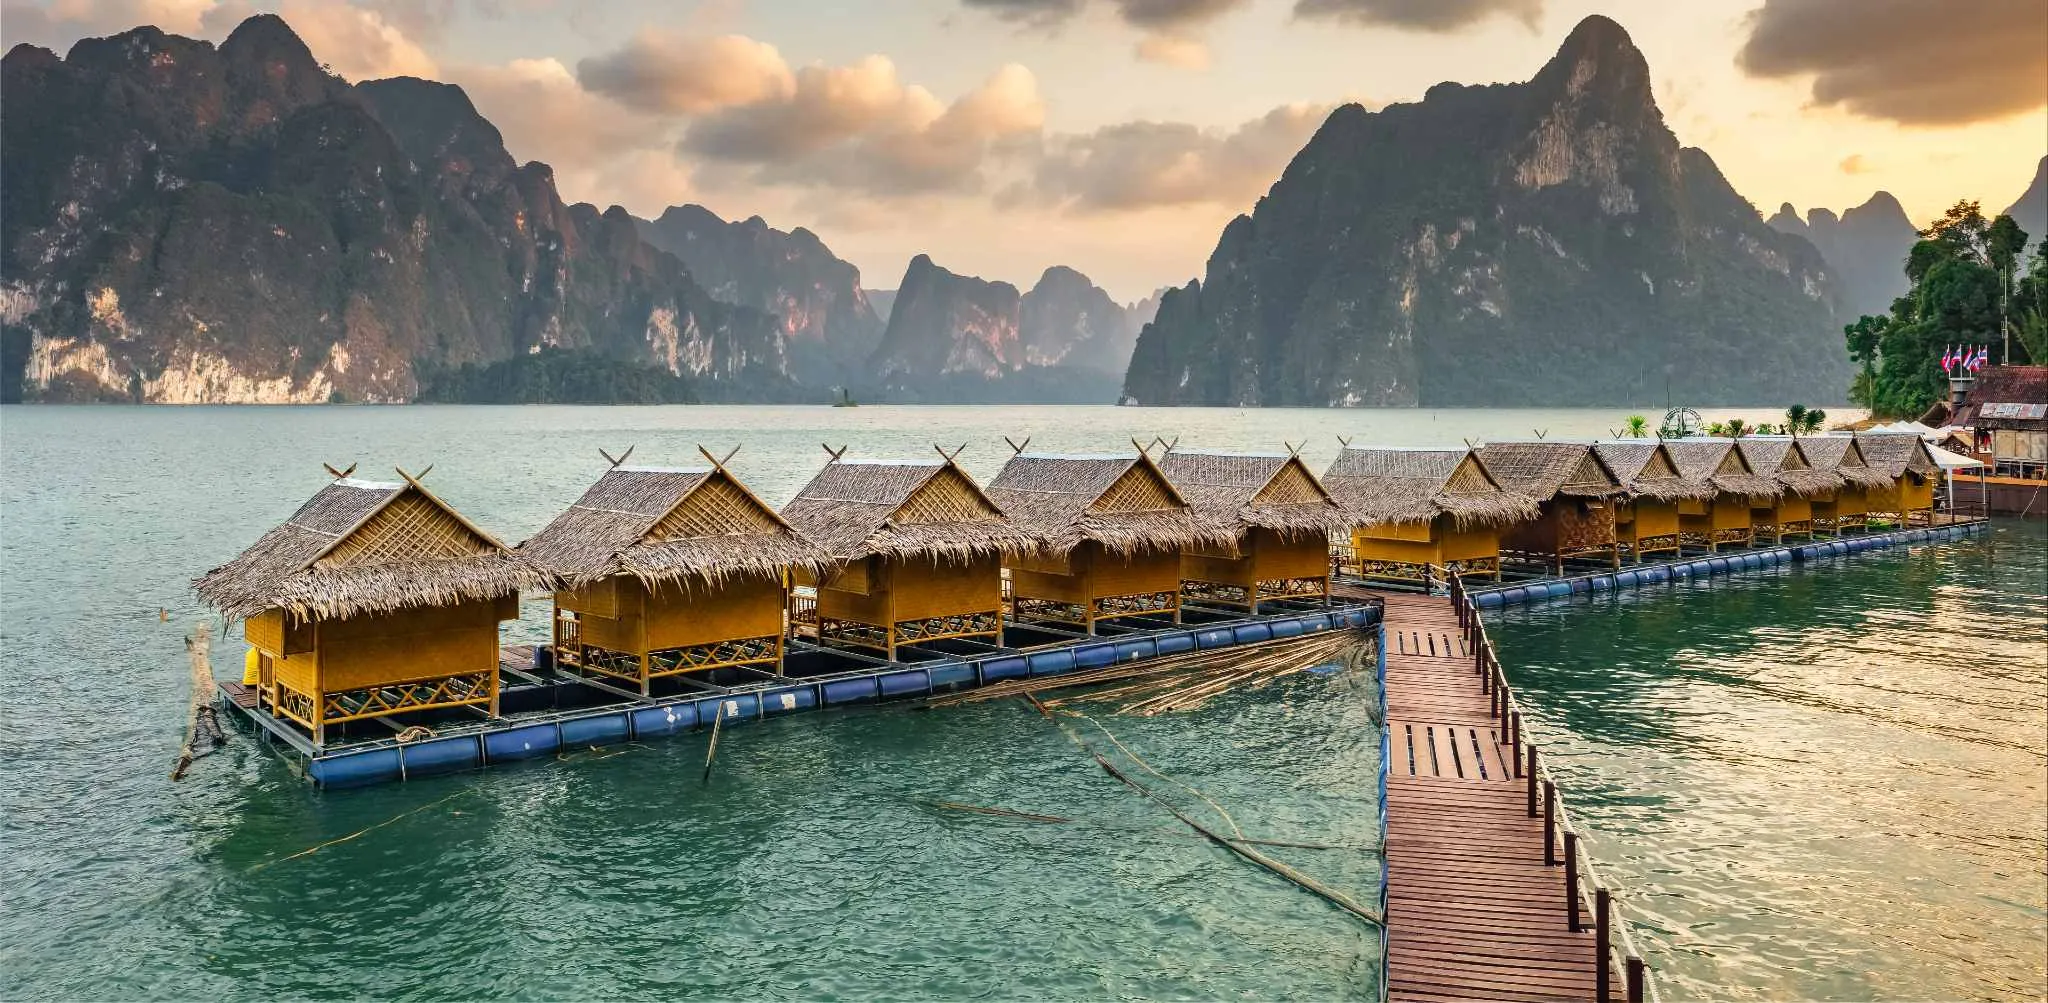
[[249, 788, 476, 872]]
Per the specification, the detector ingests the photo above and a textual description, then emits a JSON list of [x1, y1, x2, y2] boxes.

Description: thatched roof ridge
[[1155, 448, 1351, 539], [780, 452, 1032, 563], [1798, 436, 1896, 488], [519, 460, 831, 590], [1662, 438, 1782, 501], [194, 473, 545, 621], [1855, 433, 1939, 480], [1738, 437, 1843, 498], [1321, 447, 1540, 529], [1591, 440, 1717, 502], [1475, 442, 1627, 501], [986, 451, 1232, 556]]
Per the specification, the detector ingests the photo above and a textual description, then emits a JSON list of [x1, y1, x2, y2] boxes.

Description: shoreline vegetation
[[1843, 201, 2044, 419]]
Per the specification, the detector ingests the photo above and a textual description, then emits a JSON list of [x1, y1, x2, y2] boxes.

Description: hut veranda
[[986, 445, 1228, 633], [1592, 440, 1714, 562], [1736, 437, 1839, 545], [1796, 436, 1893, 534], [1154, 447, 1352, 613], [517, 449, 829, 691], [1853, 433, 1942, 527], [193, 468, 546, 745], [1319, 446, 1538, 584], [779, 447, 1032, 659], [1662, 438, 1780, 552], [1474, 442, 1627, 574]]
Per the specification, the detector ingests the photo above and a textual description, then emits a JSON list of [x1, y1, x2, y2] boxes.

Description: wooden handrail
[[1445, 566, 1662, 1003]]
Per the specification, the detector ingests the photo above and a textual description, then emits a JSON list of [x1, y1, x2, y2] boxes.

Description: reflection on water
[[1490, 520, 2047, 1002], [1, 404, 2031, 1002]]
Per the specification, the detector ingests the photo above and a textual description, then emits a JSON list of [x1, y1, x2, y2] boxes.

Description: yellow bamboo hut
[[1736, 437, 1841, 544], [779, 447, 1032, 659], [518, 447, 830, 693], [193, 466, 545, 746], [1797, 435, 1892, 535], [1475, 442, 1628, 574], [1321, 446, 1538, 583], [1662, 439, 1781, 552], [1154, 446, 1352, 613], [1591, 440, 1715, 562], [1854, 433, 1941, 526], [987, 443, 1230, 633]]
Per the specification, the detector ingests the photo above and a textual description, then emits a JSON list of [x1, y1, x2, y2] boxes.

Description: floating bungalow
[[1662, 439, 1780, 552], [1154, 447, 1351, 613], [1321, 446, 1537, 583], [1854, 433, 1940, 526], [194, 467, 545, 746], [517, 448, 828, 693], [1475, 442, 1627, 574], [1592, 440, 1715, 562], [987, 444, 1228, 632], [779, 447, 1031, 659], [1735, 437, 1841, 544], [1792, 436, 1889, 535]]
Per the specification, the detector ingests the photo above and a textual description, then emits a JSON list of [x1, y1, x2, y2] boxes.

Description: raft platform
[[1464, 519, 1986, 610], [217, 599, 1382, 788]]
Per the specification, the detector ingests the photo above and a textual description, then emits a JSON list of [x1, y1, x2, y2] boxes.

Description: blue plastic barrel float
[[1114, 636, 1158, 661], [981, 654, 1028, 682], [310, 747, 403, 788], [400, 735, 482, 777], [928, 662, 975, 690], [1028, 647, 1077, 676], [559, 711, 630, 748], [1475, 591, 1505, 609], [484, 722, 561, 763], [761, 685, 818, 716], [1154, 631, 1196, 655], [1196, 626, 1235, 650], [878, 668, 932, 699], [822, 675, 881, 705]]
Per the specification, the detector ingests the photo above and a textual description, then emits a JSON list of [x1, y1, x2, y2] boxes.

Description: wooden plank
[[1381, 592, 1613, 1003]]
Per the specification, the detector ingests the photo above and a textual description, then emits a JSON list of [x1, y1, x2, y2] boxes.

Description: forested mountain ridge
[[0, 16, 787, 403], [1121, 15, 1850, 408]]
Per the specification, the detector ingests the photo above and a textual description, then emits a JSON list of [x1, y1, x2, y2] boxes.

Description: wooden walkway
[[1356, 587, 1627, 1002]]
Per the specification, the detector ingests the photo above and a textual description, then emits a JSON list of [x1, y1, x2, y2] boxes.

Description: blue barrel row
[[307, 604, 1383, 788], [1471, 523, 1984, 610]]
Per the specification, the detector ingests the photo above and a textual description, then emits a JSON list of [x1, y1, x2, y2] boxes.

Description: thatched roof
[[1797, 435, 1896, 489], [985, 451, 1233, 556], [1662, 438, 1782, 501], [1855, 433, 1939, 481], [1736, 437, 1842, 498], [1155, 449, 1352, 539], [1474, 442, 1626, 501], [194, 472, 544, 621], [519, 459, 830, 590], [1956, 365, 2047, 431], [1591, 441, 1717, 502], [1321, 447, 1540, 528], [780, 451, 1033, 563]]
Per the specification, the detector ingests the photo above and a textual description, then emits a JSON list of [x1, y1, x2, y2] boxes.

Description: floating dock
[[219, 599, 1381, 788]]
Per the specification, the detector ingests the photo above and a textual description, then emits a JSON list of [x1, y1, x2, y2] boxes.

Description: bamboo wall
[[318, 601, 504, 692]]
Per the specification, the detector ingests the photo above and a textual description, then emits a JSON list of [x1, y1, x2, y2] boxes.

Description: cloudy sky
[[4, 0, 2043, 299]]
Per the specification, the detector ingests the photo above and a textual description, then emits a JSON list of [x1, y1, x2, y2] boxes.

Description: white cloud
[[1032, 102, 1333, 211], [575, 30, 792, 115]]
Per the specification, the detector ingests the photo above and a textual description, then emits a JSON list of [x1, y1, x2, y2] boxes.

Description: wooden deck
[[1354, 586, 1628, 1002]]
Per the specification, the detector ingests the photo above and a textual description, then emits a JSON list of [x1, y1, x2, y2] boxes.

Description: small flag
[[1941, 345, 1954, 372]]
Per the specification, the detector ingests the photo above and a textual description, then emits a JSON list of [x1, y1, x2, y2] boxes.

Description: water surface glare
[[3, 404, 2038, 1002]]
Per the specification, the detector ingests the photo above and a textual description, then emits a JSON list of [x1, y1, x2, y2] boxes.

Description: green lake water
[[1, 405, 2040, 1001]]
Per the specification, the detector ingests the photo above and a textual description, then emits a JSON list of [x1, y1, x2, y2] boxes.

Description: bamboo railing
[[1441, 568, 1663, 1003]]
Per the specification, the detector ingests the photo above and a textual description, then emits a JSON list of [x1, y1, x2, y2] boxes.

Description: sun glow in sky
[[4, 0, 2043, 300]]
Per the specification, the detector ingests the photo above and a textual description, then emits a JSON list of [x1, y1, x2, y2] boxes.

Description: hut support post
[[488, 670, 500, 719], [639, 653, 651, 696]]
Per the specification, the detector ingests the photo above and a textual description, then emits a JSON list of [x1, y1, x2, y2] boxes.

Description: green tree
[[1624, 415, 1649, 438], [1840, 200, 2029, 417], [1784, 404, 1808, 436], [1801, 408, 1826, 435], [1724, 418, 1750, 438]]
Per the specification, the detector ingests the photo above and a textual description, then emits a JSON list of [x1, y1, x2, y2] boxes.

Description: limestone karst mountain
[[1121, 15, 1848, 407]]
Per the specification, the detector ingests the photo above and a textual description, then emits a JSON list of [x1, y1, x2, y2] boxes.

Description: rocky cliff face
[[867, 256, 1135, 400], [1122, 15, 1847, 408], [1768, 192, 1916, 320], [635, 205, 882, 387], [0, 16, 783, 403]]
